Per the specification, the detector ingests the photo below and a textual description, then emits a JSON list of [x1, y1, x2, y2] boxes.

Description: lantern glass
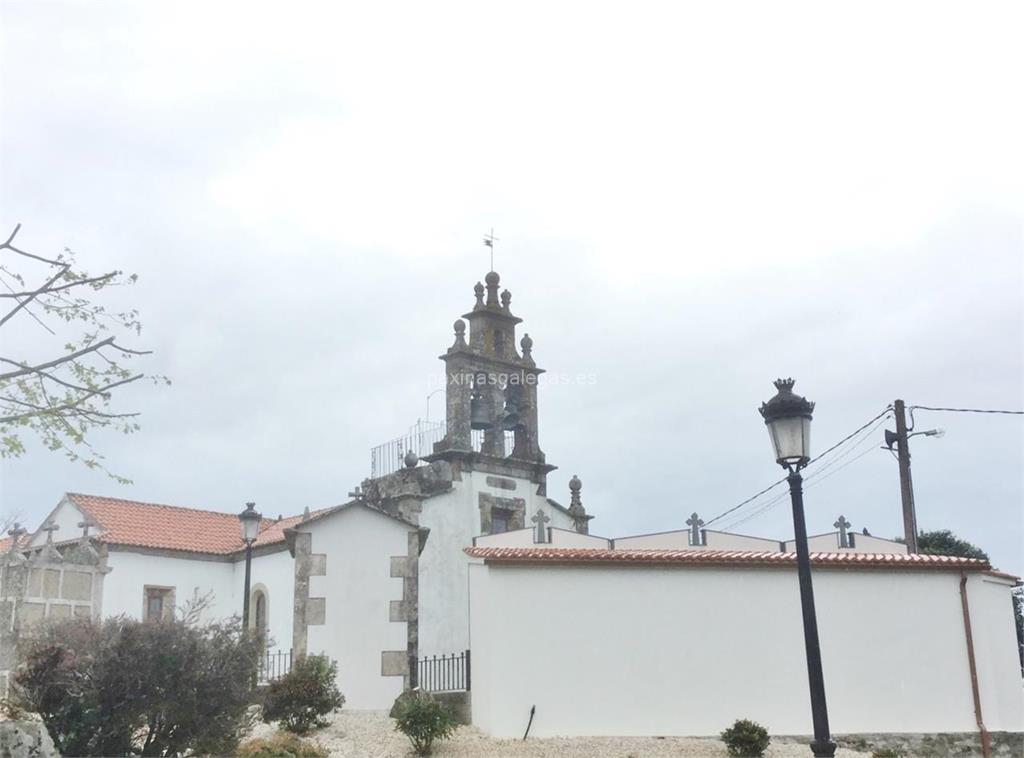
[[238, 504, 261, 543], [767, 414, 811, 465]]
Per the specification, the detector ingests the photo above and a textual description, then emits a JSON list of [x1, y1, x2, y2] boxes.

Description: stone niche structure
[[0, 529, 109, 696]]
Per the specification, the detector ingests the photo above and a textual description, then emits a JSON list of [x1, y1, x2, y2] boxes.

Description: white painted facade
[[27, 497, 295, 650], [293, 506, 414, 710], [468, 560, 1024, 738], [417, 469, 574, 656]]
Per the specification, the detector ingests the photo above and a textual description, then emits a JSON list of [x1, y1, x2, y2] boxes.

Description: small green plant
[[720, 718, 771, 757], [392, 691, 458, 756], [236, 731, 329, 758], [262, 655, 345, 734], [872, 749, 906, 758]]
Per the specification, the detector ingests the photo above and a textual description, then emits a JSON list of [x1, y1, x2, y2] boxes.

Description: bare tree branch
[[0, 224, 167, 479], [0, 373, 143, 424]]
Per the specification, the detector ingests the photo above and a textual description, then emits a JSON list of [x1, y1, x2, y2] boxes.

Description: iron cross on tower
[[483, 229, 499, 271]]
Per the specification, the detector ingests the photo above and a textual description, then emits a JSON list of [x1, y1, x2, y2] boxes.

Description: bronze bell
[[470, 392, 490, 430]]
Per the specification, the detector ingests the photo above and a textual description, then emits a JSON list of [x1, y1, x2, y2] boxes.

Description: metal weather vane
[[483, 229, 499, 271]]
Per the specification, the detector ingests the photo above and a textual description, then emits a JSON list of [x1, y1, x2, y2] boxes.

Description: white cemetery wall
[[468, 562, 1024, 738], [966, 573, 1024, 730], [418, 470, 573, 656], [547, 529, 611, 548], [703, 531, 783, 551], [473, 528, 538, 548], [615, 529, 779, 551], [783, 533, 908, 554], [302, 506, 411, 710]]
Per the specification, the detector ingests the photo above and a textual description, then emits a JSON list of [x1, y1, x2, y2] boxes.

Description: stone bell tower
[[426, 270, 554, 488]]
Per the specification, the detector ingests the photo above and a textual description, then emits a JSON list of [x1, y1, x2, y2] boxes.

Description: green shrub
[[7, 609, 261, 757], [392, 690, 458, 756], [236, 731, 329, 757], [872, 749, 906, 758], [720, 718, 771, 757], [262, 655, 344, 734]]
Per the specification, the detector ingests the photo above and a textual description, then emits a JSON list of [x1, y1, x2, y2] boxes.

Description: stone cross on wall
[[6, 522, 26, 554], [686, 512, 704, 546], [41, 521, 59, 545], [834, 515, 852, 548], [531, 509, 550, 544], [78, 519, 96, 541]]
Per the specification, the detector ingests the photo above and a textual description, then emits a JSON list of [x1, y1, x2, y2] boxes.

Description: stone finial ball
[[520, 333, 533, 350], [404, 449, 419, 468], [474, 281, 485, 294], [485, 271, 500, 286], [569, 474, 582, 491], [454, 319, 466, 335]]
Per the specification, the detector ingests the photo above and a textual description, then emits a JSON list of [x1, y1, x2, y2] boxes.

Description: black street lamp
[[759, 379, 836, 758], [238, 501, 261, 631]]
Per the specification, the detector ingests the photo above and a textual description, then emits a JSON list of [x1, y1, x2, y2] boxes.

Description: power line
[[704, 406, 893, 527], [716, 416, 891, 532], [909, 405, 1023, 416]]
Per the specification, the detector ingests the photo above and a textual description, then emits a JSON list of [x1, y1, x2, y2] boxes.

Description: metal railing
[[418, 650, 470, 692], [370, 420, 447, 478], [258, 648, 293, 684], [370, 420, 518, 479]]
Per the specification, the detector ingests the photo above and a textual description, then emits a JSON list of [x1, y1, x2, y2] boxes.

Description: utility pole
[[893, 399, 918, 553]]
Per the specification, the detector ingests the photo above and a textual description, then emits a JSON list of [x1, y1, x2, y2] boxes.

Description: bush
[[392, 690, 458, 756], [7, 609, 262, 757], [721, 718, 771, 757], [262, 655, 345, 734], [872, 749, 906, 758], [236, 731, 329, 757]]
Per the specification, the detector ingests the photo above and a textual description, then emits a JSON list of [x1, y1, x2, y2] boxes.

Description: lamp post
[[759, 379, 836, 758], [238, 501, 261, 631]]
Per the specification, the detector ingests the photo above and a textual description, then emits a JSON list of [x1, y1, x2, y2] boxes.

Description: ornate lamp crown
[[759, 377, 815, 422]]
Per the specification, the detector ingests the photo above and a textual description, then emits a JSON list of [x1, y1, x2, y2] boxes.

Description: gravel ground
[[248, 711, 871, 758]]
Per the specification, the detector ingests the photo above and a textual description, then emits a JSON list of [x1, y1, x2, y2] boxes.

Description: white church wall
[[468, 562, 1023, 737], [240, 548, 294, 652], [302, 506, 411, 711], [418, 469, 572, 657], [103, 550, 236, 621]]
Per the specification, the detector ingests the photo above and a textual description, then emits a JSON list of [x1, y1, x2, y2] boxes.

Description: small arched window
[[253, 589, 267, 635]]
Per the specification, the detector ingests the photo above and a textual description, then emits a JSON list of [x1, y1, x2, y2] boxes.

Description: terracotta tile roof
[[65, 493, 318, 556], [0, 532, 28, 554], [464, 546, 993, 571]]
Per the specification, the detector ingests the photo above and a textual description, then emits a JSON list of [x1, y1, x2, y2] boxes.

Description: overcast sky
[[1, 2, 1021, 576]]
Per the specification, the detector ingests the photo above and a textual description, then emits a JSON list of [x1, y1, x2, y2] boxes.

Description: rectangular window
[[147, 594, 163, 621], [143, 586, 174, 622], [492, 509, 510, 533]]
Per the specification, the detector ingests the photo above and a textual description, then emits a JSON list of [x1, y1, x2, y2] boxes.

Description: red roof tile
[[65, 493, 318, 556], [464, 546, 993, 571]]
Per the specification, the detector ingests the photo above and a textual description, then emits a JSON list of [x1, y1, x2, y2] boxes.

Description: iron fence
[[418, 650, 470, 692], [370, 420, 447, 478], [258, 648, 293, 684]]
